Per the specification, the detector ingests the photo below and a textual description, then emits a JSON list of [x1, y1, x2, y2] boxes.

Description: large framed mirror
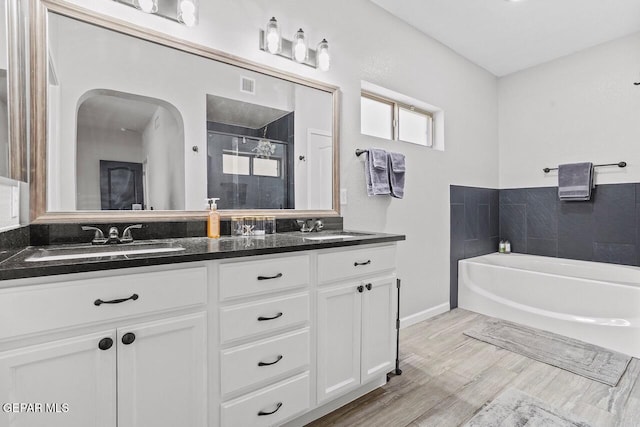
[[1, 0, 28, 182], [30, 0, 340, 222]]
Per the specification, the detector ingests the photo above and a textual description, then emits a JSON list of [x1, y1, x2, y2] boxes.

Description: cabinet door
[[117, 312, 206, 427], [316, 283, 362, 404], [361, 275, 396, 383], [0, 331, 117, 427]]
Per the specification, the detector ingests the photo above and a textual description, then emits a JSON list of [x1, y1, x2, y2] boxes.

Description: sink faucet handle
[[121, 224, 143, 243], [313, 220, 324, 232], [81, 226, 108, 245]]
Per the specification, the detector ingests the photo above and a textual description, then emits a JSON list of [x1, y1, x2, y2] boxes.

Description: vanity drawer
[[220, 293, 310, 343], [220, 328, 310, 396], [221, 372, 310, 427], [219, 255, 309, 301], [317, 245, 397, 284], [0, 267, 207, 340]]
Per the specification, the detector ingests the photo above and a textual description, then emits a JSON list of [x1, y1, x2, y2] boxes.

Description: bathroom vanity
[[0, 232, 403, 427]]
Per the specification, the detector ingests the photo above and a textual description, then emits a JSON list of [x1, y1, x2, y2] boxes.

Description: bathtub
[[458, 253, 640, 358]]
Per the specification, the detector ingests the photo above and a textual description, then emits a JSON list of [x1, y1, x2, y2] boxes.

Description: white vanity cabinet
[[0, 266, 208, 427], [316, 247, 397, 404], [0, 240, 400, 427]]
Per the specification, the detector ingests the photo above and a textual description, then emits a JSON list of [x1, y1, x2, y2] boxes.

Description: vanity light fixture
[[316, 39, 330, 71], [135, 0, 158, 13], [177, 0, 198, 27], [113, 0, 199, 27], [265, 17, 282, 54], [292, 29, 308, 63], [259, 18, 331, 71]]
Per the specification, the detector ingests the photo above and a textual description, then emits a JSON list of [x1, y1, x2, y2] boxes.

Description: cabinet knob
[[366, 283, 372, 291], [98, 337, 113, 351], [121, 332, 136, 345], [357, 285, 364, 293]]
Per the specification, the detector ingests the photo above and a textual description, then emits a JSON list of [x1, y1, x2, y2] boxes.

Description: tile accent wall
[[450, 186, 500, 308], [500, 183, 640, 266]]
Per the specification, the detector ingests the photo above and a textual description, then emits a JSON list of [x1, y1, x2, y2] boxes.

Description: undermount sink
[[24, 241, 185, 262], [301, 231, 372, 241]]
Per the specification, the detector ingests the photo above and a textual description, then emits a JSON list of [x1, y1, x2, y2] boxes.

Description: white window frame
[[361, 90, 434, 147]]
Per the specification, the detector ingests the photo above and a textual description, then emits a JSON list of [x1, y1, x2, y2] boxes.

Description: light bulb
[[316, 39, 330, 71], [292, 29, 308, 63], [265, 17, 281, 54], [136, 0, 157, 13], [178, 0, 198, 27]]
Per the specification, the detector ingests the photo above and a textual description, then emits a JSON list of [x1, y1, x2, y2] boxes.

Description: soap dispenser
[[207, 198, 221, 238]]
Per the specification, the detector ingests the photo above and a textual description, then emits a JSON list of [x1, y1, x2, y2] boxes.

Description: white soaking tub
[[458, 253, 640, 358]]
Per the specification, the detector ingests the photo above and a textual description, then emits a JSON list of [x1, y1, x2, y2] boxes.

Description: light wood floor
[[307, 308, 640, 427]]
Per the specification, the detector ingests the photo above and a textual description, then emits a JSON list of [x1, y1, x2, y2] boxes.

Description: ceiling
[[371, 0, 640, 76], [206, 95, 290, 130], [77, 94, 159, 133]]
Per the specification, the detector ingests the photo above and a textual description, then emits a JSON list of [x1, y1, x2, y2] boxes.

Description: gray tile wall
[[500, 183, 640, 265], [450, 186, 500, 308]]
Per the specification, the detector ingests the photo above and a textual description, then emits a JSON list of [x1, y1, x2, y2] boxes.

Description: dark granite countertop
[[0, 231, 405, 281]]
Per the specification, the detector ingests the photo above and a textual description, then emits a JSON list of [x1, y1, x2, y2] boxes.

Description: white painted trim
[[400, 302, 450, 329]]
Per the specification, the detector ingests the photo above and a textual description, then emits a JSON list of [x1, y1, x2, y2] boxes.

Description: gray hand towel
[[388, 151, 406, 199], [558, 162, 593, 201], [365, 148, 391, 196]]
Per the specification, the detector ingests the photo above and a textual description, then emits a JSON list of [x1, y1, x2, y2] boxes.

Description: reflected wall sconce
[[259, 17, 330, 71], [113, 0, 199, 27]]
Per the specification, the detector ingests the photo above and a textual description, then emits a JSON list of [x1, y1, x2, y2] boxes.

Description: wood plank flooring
[[307, 309, 640, 427]]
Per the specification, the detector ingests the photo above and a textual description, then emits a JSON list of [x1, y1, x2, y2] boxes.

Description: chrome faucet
[[297, 219, 324, 233], [81, 226, 108, 245], [82, 224, 143, 245]]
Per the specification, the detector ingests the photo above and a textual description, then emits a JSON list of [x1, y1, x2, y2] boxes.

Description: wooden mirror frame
[[30, 0, 341, 223], [7, 0, 28, 182]]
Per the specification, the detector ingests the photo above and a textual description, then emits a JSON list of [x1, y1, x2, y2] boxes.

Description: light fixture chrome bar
[[112, 0, 181, 24], [259, 29, 318, 69]]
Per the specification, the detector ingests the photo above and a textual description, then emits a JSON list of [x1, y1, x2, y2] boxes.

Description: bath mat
[[464, 318, 631, 386], [464, 388, 592, 426]]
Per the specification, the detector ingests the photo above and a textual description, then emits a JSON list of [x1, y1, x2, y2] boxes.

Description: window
[[252, 158, 280, 177], [360, 89, 437, 148], [222, 153, 281, 178], [222, 154, 250, 175]]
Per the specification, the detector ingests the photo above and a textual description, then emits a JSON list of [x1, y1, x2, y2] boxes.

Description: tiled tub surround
[[450, 186, 500, 308], [500, 183, 640, 266]]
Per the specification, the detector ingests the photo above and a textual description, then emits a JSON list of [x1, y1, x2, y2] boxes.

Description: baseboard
[[400, 302, 450, 329]]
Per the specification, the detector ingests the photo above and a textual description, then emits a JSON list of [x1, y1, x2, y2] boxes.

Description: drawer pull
[[366, 283, 372, 291], [354, 260, 371, 267], [94, 293, 139, 306], [257, 273, 283, 281], [98, 337, 113, 351], [257, 354, 283, 366], [258, 402, 283, 416], [257, 312, 284, 321]]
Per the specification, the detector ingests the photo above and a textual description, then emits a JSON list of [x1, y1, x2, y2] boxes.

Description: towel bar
[[543, 162, 626, 174], [355, 149, 368, 157]]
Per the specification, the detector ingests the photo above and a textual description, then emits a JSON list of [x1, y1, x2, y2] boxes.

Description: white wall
[[499, 32, 640, 189], [142, 106, 185, 210], [0, 177, 19, 231], [76, 126, 144, 210], [51, 0, 499, 320]]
